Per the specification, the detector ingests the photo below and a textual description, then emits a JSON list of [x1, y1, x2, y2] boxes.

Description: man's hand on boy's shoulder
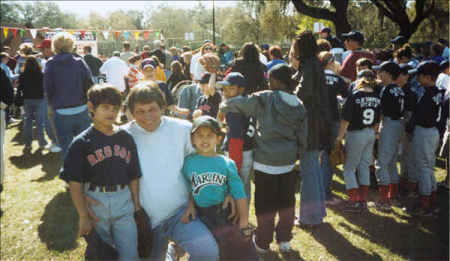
[[181, 205, 196, 224]]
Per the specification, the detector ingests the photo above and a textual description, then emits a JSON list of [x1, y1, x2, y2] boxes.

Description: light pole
[[212, 0, 216, 45]]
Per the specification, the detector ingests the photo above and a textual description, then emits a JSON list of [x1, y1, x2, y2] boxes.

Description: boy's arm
[[236, 198, 249, 229], [181, 194, 196, 223], [220, 93, 260, 119], [69, 181, 94, 236], [129, 178, 141, 211]]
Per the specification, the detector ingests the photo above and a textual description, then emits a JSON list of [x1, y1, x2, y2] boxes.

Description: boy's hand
[[223, 195, 238, 223], [181, 205, 196, 223], [79, 216, 95, 236], [84, 195, 100, 222]]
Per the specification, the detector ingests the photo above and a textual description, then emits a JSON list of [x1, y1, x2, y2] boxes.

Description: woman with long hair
[[166, 61, 188, 91], [291, 30, 332, 228], [229, 42, 267, 94], [18, 56, 48, 151]]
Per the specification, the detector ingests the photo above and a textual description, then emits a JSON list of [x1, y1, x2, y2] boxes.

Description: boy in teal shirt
[[181, 116, 258, 260]]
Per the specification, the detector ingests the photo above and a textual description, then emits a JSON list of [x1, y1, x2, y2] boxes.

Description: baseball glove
[[134, 208, 153, 258], [330, 141, 345, 166]]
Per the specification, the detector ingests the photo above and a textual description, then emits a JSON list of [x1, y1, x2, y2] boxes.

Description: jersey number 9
[[362, 108, 375, 125]]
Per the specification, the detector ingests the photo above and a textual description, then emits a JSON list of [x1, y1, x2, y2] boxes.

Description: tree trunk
[[290, 0, 352, 37]]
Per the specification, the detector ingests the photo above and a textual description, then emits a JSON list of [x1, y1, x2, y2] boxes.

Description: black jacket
[[295, 57, 333, 151], [18, 71, 44, 99], [83, 54, 103, 76], [0, 69, 14, 106]]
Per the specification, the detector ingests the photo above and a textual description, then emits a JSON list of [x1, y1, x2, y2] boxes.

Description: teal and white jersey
[[182, 153, 246, 208]]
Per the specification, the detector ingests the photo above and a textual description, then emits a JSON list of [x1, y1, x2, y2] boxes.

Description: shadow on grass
[[328, 202, 446, 261], [263, 249, 304, 261], [311, 223, 382, 260], [38, 191, 79, 252], [9, 149, 61, 182]]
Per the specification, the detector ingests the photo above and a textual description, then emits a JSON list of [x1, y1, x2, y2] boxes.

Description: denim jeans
[[342, 128, 376, 190], [42, 98, 58, 144], [376, 117, 404, 186], [150, 205, 219, 261], [23, 99, 47, 147], [299, 151, 326, 225], [53, 109, 91, 158], [86, 186, 138, 260], [412, 126, 439, 196], [1, 109, 5, 184]]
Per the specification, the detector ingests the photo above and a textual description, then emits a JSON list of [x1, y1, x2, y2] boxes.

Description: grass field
[[1, 122, 449, 261]]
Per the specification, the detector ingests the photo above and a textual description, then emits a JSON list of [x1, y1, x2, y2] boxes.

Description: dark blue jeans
[[53, 109, 91, 158], [23, 99, 46, 147]]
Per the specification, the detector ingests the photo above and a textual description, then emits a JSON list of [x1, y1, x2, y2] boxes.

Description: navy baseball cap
[[390, 35, 407, 45], [141, 58, 157, 70], [357, 69, 375, 79], [191, 115, 224, 136], [217, 72, 247, 88], [341, 31, 364, 43], [321, 27, 331, 34], [373, 61, 401, 76], [408, 61, 440, 76], [262, 44, 270, 50]]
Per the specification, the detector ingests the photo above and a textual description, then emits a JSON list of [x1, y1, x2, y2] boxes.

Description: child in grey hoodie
[[220, 64, 307, 254]]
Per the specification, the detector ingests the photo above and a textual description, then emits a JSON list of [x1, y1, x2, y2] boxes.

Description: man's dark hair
[[269, 45, 283, 60], [88, 84, 122, 109], [84, 46, 92, 53], [127, 81, 166, 113], [123, 41, 131, 50]]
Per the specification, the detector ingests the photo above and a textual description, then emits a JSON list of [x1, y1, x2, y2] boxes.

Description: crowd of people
[[0, 27, 449, 260]]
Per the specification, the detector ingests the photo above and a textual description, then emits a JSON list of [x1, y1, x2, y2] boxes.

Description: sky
[[44, 1, 237, 17]]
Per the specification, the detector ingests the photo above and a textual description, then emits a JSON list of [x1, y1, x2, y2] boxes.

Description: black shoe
[[359, 201, 369, 213]]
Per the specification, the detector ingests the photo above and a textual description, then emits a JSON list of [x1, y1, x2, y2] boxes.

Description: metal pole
[[212, 0, 216, 45]]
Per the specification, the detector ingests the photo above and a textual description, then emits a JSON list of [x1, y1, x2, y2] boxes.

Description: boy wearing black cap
[[218, 72, 255, 207], [373, 61, 405, 211], [193, 72, 222, 119], [181, 115, 257, 260], [340, 31, 376, 82], [407, 61, 445, 216]]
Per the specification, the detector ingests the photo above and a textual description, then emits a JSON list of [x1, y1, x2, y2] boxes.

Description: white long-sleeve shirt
[[99, 57, 129, 93], [124, 117, 195, 227]]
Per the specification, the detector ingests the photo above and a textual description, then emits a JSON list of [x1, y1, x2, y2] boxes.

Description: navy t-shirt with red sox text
[[60, 127, 142, 185]]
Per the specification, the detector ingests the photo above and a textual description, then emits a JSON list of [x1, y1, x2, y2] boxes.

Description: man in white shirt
[[100, 51, 129, 93], [190, 40, 211, 81], [120, 41, 136, 65], [123, 82, 225, 260]]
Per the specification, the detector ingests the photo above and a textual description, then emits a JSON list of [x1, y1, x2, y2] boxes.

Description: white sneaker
[[278, 241, 291, 253], [252, 234, 269, 254], [47, 143, 62, 153]]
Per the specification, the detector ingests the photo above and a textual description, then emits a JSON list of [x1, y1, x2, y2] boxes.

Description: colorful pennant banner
[[0, 26, 156, 41]]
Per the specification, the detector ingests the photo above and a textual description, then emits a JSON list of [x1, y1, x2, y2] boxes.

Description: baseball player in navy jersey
[[336, 72, 381, 213], [372, 61, 405, 211], [396, 64, 417, 196], [407, 61, 445, 216]]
